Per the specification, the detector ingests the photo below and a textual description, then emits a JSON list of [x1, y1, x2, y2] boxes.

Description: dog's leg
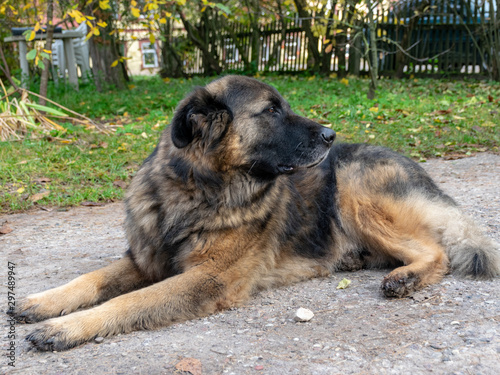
[[24, 260, 247, 351], [9, 255, 149, 323], [344, 195, 449, 298], [378, 238, 448, 298]]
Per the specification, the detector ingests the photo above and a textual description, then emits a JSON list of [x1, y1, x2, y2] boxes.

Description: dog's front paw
[[381, 272, 420, 298], [26, 313, 98, 351], [8, 297, 54, 324], [26, 325, 79, 352], [8, 291, 73, 323]]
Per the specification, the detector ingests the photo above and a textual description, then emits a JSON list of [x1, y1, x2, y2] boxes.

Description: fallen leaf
[[336, 278, 351, 289], [0, 222, 13, 235], [436, 109, 452, 115], [113, 180, 127, 189], [313, 118, 331, 125], [34, 177, 51, 184], [30, 191, 50, 202], [175, 357, 202, 375], [81, 201, 105, 207]]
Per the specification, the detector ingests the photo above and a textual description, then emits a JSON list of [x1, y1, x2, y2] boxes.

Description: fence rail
[[169, 0, 498, 78]]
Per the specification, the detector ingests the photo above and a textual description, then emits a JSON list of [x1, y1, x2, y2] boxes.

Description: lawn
[[1, 75, 499, 213]]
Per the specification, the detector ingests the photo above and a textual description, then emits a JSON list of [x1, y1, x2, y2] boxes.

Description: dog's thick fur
[[10, 76, 500, 351]]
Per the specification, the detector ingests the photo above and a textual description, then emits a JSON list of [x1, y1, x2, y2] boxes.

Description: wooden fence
[[173, 0, 497, 78]]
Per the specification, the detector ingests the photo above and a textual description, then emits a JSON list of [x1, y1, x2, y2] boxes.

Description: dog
[[10, 75, 500, 351]]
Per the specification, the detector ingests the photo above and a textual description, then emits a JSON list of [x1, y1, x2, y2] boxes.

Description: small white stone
[[294, 307, 314, 322]]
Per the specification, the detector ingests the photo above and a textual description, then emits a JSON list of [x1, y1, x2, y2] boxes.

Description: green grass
[[1, 75, 499, 213]]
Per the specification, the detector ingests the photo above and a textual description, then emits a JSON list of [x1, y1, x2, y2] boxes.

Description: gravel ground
[[1, 153, 499, 375]]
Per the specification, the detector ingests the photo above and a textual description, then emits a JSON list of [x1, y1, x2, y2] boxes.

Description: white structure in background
[[52, 23, 90, 82], [141, 42, 159, 68]]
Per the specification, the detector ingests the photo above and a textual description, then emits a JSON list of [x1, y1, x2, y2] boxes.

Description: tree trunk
[[245, 0, 261, 74], [320, 9, 335, 75], [366, 0, 378, 99], [294, 0, 322, 71], [159, 19, 185, 78], [179, 10, 221, 75], [0, 42, 18, 88], [86, 6, 128, 91], [38, 0, 54, 105]]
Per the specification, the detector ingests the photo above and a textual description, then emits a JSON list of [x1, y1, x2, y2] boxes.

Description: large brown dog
[[10, 76, 500, 351]]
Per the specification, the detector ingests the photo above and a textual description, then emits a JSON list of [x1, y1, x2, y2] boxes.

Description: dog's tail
[[439, 206, 500, 278]]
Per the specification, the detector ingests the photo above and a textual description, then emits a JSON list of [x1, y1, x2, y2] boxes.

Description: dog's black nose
[[320, 127, 336, 145]]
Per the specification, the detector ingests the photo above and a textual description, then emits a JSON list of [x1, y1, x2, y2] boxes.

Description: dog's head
[[170, 75, 335, 179]]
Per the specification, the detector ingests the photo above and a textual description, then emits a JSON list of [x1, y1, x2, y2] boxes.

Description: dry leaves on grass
[[0, 82, 109, 141]]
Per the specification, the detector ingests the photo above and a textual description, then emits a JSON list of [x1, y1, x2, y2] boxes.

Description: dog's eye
[[267, 106, 277, 114]]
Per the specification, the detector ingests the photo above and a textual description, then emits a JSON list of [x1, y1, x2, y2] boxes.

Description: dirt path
[[2, 153, 499, 375]]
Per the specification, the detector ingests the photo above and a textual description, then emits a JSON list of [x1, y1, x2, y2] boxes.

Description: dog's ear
[[171, 87, 233, 149]]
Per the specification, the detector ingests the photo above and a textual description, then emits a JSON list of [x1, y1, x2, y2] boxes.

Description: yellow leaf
[[336, 278, 351, 289], [17, 187, 25, 194], [131, 0, 137, 6], [369, 107, 379, 112], [159, 18, 167, 24], [34, 22, 41, 32], [93, 28, 100, 36], [99, 0, 111, 10], [481, 121, 495, 127], [340, 78, 349, 85], [111, 60, 119, 67], [85, 31, 93, 41], [43, 49, 52, 54], [131, 7, 140, 17], [149, 34, 155, 44], [97, 20, 108, 28], [27, 30, 36, 41], [131, 35, 137, 40]]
